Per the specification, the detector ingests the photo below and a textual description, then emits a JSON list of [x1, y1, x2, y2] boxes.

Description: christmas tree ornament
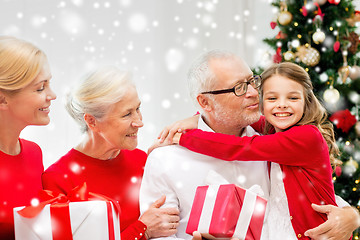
[[313, 5, 325, 22], [270, 21, 277, 29], [343, 32, 359, 55], [291, 39, 300, 48], [335, 165, 342, 177], [348, 91, 360, 104], [346, 12, 360, 27], [329, 109, 357, 133], [297, 45, 320, 66], [283, 51, 295, 61], [355, 121, 360, 136], [278, 2, 292, 26], [338, 65, 350, 83], [328, 0, 341, 5], [338, 49, 350, 83], [323, 85, 340, 104], [333, 41, 340, 52], [312, 15, 325, 45], [314, 0, 327, 5], [343, 157, 359, 176], [301, 4, 308, 17], [278, 11, 293, 25], [275, 31, 287, 39], [273, 47, 282, 63], [312, 29, 326, 44], [349, 66, 360, 80], [319, 72, 328, 82]]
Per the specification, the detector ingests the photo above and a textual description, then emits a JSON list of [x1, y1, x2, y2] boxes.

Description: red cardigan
[[42, 148, 148, 240], [0, 139, 44, 240], [180, 125, 337, 239]]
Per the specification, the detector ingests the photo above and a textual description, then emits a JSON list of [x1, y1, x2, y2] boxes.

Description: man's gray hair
[[187, 50, 238, 106]]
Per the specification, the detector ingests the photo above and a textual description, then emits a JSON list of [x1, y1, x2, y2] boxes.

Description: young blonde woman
[[0, 36, 56, 240]]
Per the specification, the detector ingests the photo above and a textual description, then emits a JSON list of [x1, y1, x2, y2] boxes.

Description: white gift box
[[14, 200, 120, 240]]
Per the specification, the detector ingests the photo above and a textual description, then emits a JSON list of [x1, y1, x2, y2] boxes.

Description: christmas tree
[[257, 0, 360, 237]]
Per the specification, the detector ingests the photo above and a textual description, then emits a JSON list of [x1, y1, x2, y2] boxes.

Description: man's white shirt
[[139, 116, 270, 240]]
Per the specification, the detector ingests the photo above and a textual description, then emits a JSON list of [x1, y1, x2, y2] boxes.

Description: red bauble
[[328, 0, 341, 5], [333, 41, 340, 52], [335, 165, 342, 177]]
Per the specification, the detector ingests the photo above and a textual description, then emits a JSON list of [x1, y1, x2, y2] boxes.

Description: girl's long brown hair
[[260, 62, 340, 167]]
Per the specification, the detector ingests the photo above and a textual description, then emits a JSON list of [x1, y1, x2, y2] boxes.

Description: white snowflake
[[58, 10, 85, 35], [161, 99, 171, 109], [128, 13, 148, 33], [165, 48, 184, 72]]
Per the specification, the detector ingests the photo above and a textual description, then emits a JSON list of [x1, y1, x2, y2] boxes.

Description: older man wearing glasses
[[139, 50, 269, 239], [139, 50, 358, 240]]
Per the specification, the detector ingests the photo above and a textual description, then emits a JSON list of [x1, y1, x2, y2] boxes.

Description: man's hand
[[304, 203, 360, 240], [140, 195, 180, 239], [192, 231, 202, 240]]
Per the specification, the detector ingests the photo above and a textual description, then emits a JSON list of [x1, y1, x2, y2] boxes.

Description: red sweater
[[0, 139, 44, 240], [42, 148, 148, 240], [180, 125, 337, 239]]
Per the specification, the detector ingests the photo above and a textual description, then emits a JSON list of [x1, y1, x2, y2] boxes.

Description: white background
[[1, 0, 358, 168]]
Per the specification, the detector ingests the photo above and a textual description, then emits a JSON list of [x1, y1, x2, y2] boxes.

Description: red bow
[[17, 182, 121, 218], [313, 2, 325, 21]]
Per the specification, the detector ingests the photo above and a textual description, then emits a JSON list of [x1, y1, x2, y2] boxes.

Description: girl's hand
[[158, 114, 199, 144], [140, 195, 180, 239], [148, 133, 182, 155]]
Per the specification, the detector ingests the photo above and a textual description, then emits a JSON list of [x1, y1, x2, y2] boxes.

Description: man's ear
[[84, 113, 98, 132], [0, 92, 8, 110], [197, 94, 213, 112]]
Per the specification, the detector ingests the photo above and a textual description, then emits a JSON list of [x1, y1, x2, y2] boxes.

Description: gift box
[[13, 183, 121, 240], [186, 184, 267, 240]]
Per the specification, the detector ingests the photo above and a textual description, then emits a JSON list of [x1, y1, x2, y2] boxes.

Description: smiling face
[[3, 60, 57, 128], [262, 74, 305, 132], [205, 57, 260, 135], [95, 85, 143, 151]]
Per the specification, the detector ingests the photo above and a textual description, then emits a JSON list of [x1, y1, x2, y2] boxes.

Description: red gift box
[[186, 184, 267, 240]]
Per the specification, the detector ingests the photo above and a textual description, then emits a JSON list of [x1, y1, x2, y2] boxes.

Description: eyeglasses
[[201, 75, 262, 97]]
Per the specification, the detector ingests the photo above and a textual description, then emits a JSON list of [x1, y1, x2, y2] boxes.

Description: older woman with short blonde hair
[[42, 66, 180, 240]]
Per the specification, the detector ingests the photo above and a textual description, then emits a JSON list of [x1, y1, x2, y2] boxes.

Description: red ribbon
[[50, 203, 72, 240], [313, 2, 325, 21], [302, 5, 308, 17], [17, 182, 121, 240]]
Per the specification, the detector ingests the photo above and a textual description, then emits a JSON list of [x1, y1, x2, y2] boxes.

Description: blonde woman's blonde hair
[[0, 36, 47, 93], [260, 62, 339, 167], [66, 66, 134, 132]]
